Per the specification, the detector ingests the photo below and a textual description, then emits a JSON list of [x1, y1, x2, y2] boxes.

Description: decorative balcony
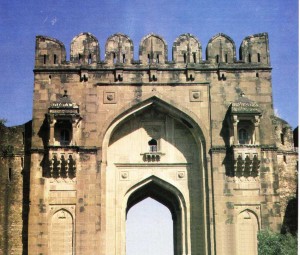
[[232, 145, 261, 179], [47, 90, 81, 147], [43, 148, 77, 179]]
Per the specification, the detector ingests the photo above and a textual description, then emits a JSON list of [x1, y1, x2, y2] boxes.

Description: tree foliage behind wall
[[258, 230, 298, 255]]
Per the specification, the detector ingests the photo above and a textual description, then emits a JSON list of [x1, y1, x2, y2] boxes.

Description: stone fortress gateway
[[0, 32, 297, 255]]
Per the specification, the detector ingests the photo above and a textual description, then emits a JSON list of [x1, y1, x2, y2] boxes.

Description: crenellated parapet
[[239, 33, 270, 64], [206, 33, 236, 64], [35, 36, 66, 66], [35, 32, 270, 68]]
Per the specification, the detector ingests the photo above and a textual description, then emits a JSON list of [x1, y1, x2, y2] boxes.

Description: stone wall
[[0, 31, 297, 255]]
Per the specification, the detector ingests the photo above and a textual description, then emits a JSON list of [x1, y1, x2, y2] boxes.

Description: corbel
[[80, 69, 88, 82], [115, 69, 123, 82], [149, 69, 157, 82], [186, 69, 195, 81]]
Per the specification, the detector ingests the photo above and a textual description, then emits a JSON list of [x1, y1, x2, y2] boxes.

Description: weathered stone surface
[[0, 32, 297, 255]]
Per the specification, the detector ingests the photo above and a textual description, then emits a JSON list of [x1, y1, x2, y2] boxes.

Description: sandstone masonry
[[0, 32, 297, 255]]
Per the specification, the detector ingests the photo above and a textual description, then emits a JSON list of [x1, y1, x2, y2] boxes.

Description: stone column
[[232, 115, 239, 145], [253, 116, 260, 145], [49, 118, 56, 145], [72, 120, 77, 146]]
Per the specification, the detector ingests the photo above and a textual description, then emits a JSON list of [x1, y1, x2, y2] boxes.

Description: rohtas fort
[[0, 32, 298, 255]]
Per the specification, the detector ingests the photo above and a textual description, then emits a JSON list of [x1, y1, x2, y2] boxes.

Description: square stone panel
[[189, 90, 202, 102], [104, 91, 117, 104]]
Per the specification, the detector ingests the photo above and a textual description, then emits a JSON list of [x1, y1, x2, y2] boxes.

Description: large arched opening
[[102, 96, 210, 255], [126, 179, 182, 254], [126, 198, 174, 254]]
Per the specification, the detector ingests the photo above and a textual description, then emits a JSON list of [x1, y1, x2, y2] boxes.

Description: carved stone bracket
[[186, 69, 195, 81], [80, 70, 88, 82], [115, 69, 123, 81], [149, 69, 157, 82]]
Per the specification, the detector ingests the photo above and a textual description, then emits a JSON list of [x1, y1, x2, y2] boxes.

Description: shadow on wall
[[281, 194, 298, 235]]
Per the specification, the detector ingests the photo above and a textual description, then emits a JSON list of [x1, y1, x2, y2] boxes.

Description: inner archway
[[126, 198, 173, 255], [125, 179, 183, 255]]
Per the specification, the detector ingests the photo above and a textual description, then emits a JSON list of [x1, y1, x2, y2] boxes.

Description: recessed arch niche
[[103, 97, 210, 255]]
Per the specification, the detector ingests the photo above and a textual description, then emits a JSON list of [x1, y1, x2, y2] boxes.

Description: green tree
[[258, 229, 298, 255]]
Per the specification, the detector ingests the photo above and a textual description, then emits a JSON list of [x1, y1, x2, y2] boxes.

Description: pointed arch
[[236, 209, 259, 255], [101, 94, 208, 163], [50, 209, 74, 255], [122, 175, 188, 255]]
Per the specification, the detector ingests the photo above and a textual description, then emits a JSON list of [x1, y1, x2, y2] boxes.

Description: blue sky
[[0, 0, 298, 128], [0, 1, 297, 254]]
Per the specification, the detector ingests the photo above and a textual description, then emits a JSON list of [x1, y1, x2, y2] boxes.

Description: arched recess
[[123, 176, 187, 255], [50, 209, 74, 255], [101, 95, 211, 255], [101, 94, 209, 162], [236, 210, 259, 255]]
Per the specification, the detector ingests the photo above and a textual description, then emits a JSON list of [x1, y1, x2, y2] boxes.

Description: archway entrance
[[126, 180, 182, 254], [103, 97, 209, 255], [126, 198, 173, 255]]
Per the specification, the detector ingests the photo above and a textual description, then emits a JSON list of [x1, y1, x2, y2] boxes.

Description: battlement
[[35, 32, 270, 68]]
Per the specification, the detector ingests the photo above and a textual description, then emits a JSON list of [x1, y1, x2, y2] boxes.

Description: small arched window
[[183, 53, 187, 63], [148, 139, 158, 152], [280, 133, 285, 145], [257, 53, 261, 63], [248, 54, 252, 63], [239, 128, 249, 144], [216, 55, 219, 63], [193, 52, 196, 63], [113, 53, 116, 64], [60, 129, 70, 145], [88, 53, 92, 64], [225, 54, 228, 63], [53, 54, 57, 64]]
